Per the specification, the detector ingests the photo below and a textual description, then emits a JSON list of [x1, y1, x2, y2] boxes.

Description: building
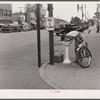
[[0, 4, 12, 24], [12, 11, 37, 30], [12, 12, 25, 24], [54, 18, 68, 26], [54, 18, 68, 29], [25, 12, 36, 29]]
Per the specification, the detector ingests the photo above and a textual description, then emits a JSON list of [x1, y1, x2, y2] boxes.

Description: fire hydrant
[[63, 42, 71, 64]]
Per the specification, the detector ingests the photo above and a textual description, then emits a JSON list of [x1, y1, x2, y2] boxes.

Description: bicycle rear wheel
[[77, 47, 92, 68]]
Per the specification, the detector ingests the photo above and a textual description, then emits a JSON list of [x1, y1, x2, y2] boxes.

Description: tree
[[70, 16, 82, 25], [25, 4, 46, 27]]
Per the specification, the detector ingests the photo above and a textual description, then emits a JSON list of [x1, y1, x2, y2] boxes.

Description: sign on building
[[46, 17, 54, 31]]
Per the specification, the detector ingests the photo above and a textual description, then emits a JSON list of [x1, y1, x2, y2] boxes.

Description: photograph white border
[[0, 1, 100, 99]]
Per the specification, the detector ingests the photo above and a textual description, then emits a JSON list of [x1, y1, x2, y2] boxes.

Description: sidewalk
[[39, 26, 100, 89]]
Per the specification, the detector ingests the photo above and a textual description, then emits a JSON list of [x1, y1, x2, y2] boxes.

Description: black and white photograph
[[0, 1, 100, 98]]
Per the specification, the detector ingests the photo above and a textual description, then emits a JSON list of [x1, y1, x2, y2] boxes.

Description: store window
[[8, 10, 11, 17], [4, 10, 7, 16], [0, 9, 3, 16]]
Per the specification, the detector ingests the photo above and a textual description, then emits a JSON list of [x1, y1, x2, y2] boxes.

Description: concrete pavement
[[0, 30, 65, 89], [0, 30, 56, 89], [39, 26, 100, 89]]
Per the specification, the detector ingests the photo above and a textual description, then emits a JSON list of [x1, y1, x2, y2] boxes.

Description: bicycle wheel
[[76, 47, 92, 68]]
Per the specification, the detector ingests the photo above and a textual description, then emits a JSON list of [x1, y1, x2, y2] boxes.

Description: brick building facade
[[0, 4, 12, 24]]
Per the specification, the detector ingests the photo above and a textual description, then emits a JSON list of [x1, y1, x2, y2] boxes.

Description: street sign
[[46, 17, 54, 31]]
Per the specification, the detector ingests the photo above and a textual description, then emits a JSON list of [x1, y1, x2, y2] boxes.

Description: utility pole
[[77, 4, 84, 22], [37, 4, 41, 67], [47, 4, 54, 65], [81, 4, 84, 22], [84, 4, 87, 21]]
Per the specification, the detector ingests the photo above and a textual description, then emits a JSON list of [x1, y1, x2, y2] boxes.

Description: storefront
[[0, 4, 12, 24]]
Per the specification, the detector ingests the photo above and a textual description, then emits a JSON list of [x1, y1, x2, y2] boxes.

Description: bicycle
[[65, 29, 92, 68]]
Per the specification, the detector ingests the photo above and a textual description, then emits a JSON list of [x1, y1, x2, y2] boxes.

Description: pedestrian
[[96, 21, 99, 33]]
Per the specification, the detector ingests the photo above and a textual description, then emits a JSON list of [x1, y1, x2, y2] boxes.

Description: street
[[0, 30, 63, 89]]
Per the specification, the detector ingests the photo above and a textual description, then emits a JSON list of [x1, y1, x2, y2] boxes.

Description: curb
[[39, 61, 64, 89], [39, 43, 65, 89]]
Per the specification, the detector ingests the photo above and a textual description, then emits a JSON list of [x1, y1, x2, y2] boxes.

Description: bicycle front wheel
[[77, 47, 92, 68]]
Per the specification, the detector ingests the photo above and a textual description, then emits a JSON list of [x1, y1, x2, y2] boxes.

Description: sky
[[10, 2, 99, 22]]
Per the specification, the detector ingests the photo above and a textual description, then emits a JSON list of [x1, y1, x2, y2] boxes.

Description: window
[[31, 17, 35, 20], [4, 10, 7, 16], [0, 9, 3, 16], [7, 10, 11, 17]]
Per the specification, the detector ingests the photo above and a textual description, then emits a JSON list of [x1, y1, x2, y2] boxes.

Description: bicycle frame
[[76, 41, 88, 59], [76, 40, 85, 51], [66, 30, 91, 58]]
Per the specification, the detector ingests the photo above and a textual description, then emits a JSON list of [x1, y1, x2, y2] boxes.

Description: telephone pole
[[37, 4, 41, 67], [47, 4, 54, 65], [77, 4, 84, 22], [84, 4, 87, 21]]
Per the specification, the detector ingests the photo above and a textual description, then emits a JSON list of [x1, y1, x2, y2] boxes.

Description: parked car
[[0, 24, 4, 33], [8, 24, 23, 32], [13, 25, 23, 32], [1, 26, 15, 33], [22, 25, 31, 31], [55, 23, 81, 36], [54, 23, 66, 34]]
